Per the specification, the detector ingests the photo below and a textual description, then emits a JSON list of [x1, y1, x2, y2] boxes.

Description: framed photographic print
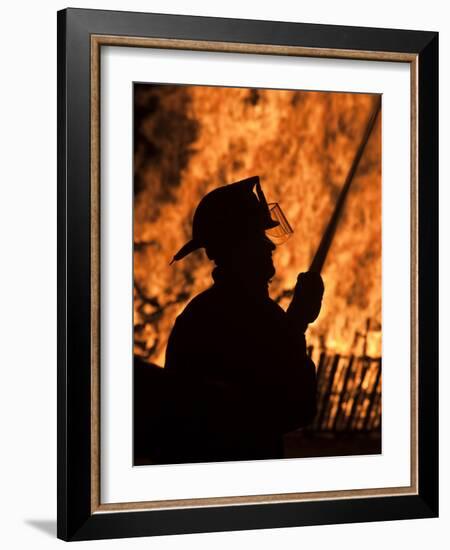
[[57, 8, 438, 541]]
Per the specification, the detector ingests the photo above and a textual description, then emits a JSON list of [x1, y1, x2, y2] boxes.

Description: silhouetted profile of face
[[208, 229, 276, 289]]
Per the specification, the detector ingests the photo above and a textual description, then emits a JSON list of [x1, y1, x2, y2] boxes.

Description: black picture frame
[[57, 7, 438, 541]]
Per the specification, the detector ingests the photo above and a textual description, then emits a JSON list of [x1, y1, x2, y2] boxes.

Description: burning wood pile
[[310, 348, 381, 433]]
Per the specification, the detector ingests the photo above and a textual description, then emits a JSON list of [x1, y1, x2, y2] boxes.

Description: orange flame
[[133, 85, 381, 366]]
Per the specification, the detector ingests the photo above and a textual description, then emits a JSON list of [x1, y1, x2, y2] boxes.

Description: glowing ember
[[133, 85, 381, 366]]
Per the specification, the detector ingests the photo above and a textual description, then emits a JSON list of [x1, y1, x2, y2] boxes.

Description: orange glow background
[[133, 84, 381, 367]]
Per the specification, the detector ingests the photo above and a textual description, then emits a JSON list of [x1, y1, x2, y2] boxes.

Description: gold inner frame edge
[[90, 34, 419, 514]]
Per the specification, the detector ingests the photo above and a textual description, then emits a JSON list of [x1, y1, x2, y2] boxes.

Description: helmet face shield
[[266, 202, 294, 244]]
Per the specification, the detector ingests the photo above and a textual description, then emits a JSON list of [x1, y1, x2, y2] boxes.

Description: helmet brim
[[170, 239, 201, 264]]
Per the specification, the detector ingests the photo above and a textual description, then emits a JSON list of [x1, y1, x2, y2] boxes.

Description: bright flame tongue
[[134, 86, 381, 365]]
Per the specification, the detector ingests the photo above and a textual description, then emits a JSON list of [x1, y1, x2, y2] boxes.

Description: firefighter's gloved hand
[[287, 271, 324, 328]]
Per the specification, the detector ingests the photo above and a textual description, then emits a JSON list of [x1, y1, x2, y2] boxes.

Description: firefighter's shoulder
[[176, 286, 220, 322]]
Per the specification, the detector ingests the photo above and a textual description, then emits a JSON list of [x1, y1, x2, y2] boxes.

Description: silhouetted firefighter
[[134, 176, 324, 464]]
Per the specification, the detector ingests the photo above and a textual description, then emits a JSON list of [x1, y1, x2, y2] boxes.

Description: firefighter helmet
[[171, 175, 293, 263]]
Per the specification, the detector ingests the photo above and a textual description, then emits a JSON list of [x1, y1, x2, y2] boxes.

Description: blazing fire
[[133, 85, 381, 367]]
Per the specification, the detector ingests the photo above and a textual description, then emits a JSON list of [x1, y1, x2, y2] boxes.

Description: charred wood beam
[[362, 360, 382, 431]]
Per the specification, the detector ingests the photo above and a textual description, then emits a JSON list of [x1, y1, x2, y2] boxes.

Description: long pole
[[309, 96, 381, 273]]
